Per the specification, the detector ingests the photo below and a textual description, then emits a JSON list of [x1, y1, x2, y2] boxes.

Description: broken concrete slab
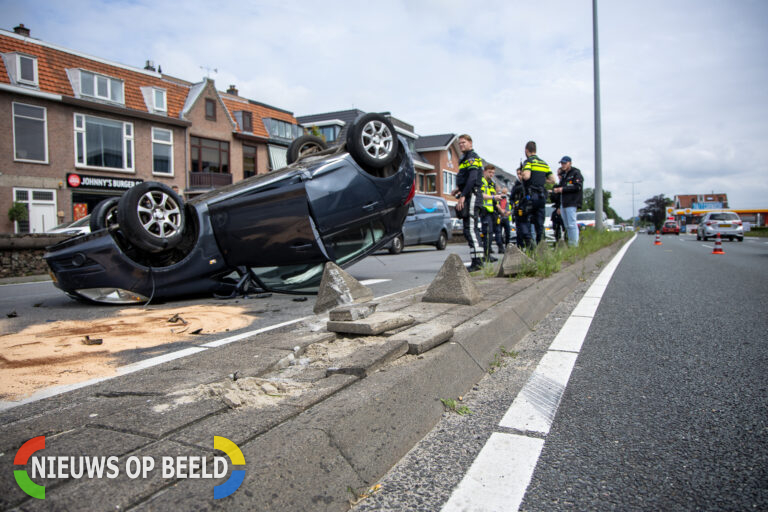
[[326, 338, 408, 378], [422, 253, 483, 305], [329, 302, 378, 321], [497, 244, 535, 277], [326, 312, 415, 336], [313, 262, 373, 314], [390, 322, 454, 355]]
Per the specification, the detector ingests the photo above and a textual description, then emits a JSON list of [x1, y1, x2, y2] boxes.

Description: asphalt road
[[353, 234, 768, 511]]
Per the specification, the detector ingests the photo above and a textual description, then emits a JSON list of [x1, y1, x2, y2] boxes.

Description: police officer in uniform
[[519, 141, 555, 248], [480, 164, 502, 262], [498, 187, 513, 250], [451, 134, 484, 271]]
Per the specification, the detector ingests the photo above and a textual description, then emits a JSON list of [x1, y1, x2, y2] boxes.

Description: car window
[[414, 197, 442, 214], [710, 213, 738, 221], [576, 212, 595, 221], [323, 220, 385, 265]]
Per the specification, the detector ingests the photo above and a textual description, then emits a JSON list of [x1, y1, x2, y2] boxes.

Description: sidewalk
[[0, 241, 626, 511]]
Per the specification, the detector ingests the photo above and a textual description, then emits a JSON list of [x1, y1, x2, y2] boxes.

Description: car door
[[415, 196, 442, 244], [400, 203, 418, 245], [305, 159, 384, 235]]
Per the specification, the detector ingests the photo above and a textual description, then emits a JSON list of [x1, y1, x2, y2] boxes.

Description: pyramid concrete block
[[497, 245, 535, 277], [313, 262, 373, 314], [422, 253, 483, 305]]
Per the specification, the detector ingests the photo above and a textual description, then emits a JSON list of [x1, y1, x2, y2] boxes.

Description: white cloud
[[3, 0, 767, 218]]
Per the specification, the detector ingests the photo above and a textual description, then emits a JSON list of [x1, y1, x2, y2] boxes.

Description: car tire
[[738, 237, 744, 242], [389, 235, 404, 255], [117, 182, 185, 253], [286, 135, 327, 165], [89, 197, 120, 232], [696, 233, 701, 240], [729, 236, 734, 242], [436, 231, 447, 250], [346, 113, 399, 169]]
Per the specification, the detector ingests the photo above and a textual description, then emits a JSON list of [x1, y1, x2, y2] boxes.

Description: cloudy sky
[[3, 0, 767, 219]]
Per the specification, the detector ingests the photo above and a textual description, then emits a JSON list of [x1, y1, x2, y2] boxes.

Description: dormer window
[[80, 70, 124, 103], [153, 88, 167, 112], [234, 111, 253, 132], [17, 54, 38, 86]]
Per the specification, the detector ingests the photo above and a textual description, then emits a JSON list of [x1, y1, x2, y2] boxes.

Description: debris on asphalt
[[292, 297, 308, 302], [7, 310, 17, 318], [190, 328, 203, 335], [81, 335, 103, 345], [167, 313, 188, 325], [255, 293, 272, 299]]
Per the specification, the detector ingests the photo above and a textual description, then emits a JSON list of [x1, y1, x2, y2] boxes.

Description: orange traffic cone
[[712, 233, 725, 254], [654, 231, 662, 246]]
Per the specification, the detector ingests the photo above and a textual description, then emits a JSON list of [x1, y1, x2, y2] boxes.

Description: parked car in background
[[46, 216, 91, 236], [576, 210, 609, 230], [661, 221, 680, 235], [45, 113, 415, 303], [696, 211, 744, 241], [450, 217, 463, 235], [387, 194, 452, 254]]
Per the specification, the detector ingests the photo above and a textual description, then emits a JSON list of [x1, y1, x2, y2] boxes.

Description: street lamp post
[[593, 0, 604, 230], [625, 180, 641, 227]]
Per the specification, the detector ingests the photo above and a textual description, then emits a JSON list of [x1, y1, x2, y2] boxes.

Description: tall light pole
[[593, 0, 604, 230], [625, 180, 641, 227]]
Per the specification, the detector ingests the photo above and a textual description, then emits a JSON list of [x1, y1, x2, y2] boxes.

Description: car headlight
[[75, 288, 149, 304]]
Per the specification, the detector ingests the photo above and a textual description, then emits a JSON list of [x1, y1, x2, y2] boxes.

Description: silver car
[[696, 211, 744, 242], [387, 194, 452, 254]]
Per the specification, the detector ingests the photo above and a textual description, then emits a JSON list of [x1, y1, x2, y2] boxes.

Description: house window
[[263, 118, 300, 140], [242, 112, 252, 132], [446, 149, 454, 168], [16, 54, 38, 86], [425, 174, 437, 194], [417, 173, 425, 192], [152, 127, 173, 175], [243, 144, 257, 178], [80, 70, 124, 103], [153, 89, 167, 112], [205, 99, 216, 120], [13, 102, 47, 163], [317, 125, 339, 143], [12, 188, 56, 234], [443, 171, 457, 195], [74, 113, 134, 171], [190, 136, 229, 173]]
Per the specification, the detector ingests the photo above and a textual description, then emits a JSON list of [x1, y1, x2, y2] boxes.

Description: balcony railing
[[188, 171, 232, 189]]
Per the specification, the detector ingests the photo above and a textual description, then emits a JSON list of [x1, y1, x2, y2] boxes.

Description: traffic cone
[[712, 233, 725, 255], [654, 231, 662, 246]]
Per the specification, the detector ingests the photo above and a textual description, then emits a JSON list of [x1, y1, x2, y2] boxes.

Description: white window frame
[[153, 88, 167, 112], [73, 113, 135, 173], [12, 187, 57, 234], [443, 170, 457, 195], [12, 102, 48, 163], [79, 70, 124, 104], [151, 127, 174, 176], [16, 54, 38, 86]]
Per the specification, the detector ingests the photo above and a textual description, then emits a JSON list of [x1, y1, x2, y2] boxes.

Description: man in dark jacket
[[552, 156, 584, 246], [451, 134, 484, 271], [549, 168, 567, 243]]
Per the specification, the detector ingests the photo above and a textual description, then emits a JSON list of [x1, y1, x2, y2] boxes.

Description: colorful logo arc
[[213, 436, 246, 499], [14, 436, 46, 499]]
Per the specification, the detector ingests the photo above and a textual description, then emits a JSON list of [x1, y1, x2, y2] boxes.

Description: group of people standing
[[451, 135, 584, 272]]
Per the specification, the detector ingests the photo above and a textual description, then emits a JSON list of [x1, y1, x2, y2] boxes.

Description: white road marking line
[[443, 235, 636, 512], [359, 278, 391, 286], [200, 316, 311, 348], [441, 433, 544, 512]]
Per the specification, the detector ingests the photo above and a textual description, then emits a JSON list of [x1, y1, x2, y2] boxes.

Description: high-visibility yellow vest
[[481, 177, 496, 213]]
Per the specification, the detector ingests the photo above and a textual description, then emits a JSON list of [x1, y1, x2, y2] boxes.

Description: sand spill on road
[[0, 305, 254, 400]]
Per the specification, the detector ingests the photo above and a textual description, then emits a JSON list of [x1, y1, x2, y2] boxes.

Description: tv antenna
[[200, 66, 218, 79]]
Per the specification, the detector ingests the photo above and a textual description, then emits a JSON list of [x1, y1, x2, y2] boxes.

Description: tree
[[639, 194, 673, 230], [582, 188, 623, 223]]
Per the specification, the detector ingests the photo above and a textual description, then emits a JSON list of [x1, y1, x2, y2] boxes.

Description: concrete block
[[422, 253, 483, 305], [326, 338, 408, 378], [313, 262, 373, 313], [329, 302, 378, 321], [326, 312, 415, 335], [390, 322, 455, 355], [497, 244, 535, 277]]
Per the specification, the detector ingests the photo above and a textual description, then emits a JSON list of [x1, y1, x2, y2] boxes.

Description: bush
[[8, 202, 28, 223]]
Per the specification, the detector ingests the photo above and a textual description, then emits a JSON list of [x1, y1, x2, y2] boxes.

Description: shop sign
[[66, 173, 143, 191]]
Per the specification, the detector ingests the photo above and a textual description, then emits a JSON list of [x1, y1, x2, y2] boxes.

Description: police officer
[[510, 166, 526, 248], [498, 187, 513, 252], [519, 141, 555, 248], [480, 165, 502, 262], [451, 134, 484, 271]]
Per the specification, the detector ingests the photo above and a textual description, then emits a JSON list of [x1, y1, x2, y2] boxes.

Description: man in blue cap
[[552, 156, 583, 246]]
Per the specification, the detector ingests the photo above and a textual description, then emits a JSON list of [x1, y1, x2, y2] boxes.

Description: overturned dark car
[[45, 113, 415, 304]]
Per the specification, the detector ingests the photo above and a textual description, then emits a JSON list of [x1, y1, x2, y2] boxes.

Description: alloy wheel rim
[[137, 191, 182, 238], [361, 120, 393, 160]]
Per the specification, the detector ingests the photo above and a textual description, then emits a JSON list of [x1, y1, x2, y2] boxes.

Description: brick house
[[0, 24, 190, 233], [0, 24, 303, 232]]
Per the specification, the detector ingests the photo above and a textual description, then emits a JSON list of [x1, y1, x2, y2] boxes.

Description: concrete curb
[[0, 239, 628, 511]]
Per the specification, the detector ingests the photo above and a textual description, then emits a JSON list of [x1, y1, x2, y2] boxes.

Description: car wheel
[[436, 231, 447, 250], [696, 233, 701, 240], [346, 113, 399, 169], [89, 197, 119, 232], [286, 135, 327, 165], [389, 235, 404, 255], [729, 236, 734, 241], [117, 182, 185, 253], [738, 237, 743, 242]]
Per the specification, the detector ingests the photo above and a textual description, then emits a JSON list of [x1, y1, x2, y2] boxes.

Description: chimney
[[227, 85, 238, 96], [13, 24, 30, 37], [144, 60, 156, 72]]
